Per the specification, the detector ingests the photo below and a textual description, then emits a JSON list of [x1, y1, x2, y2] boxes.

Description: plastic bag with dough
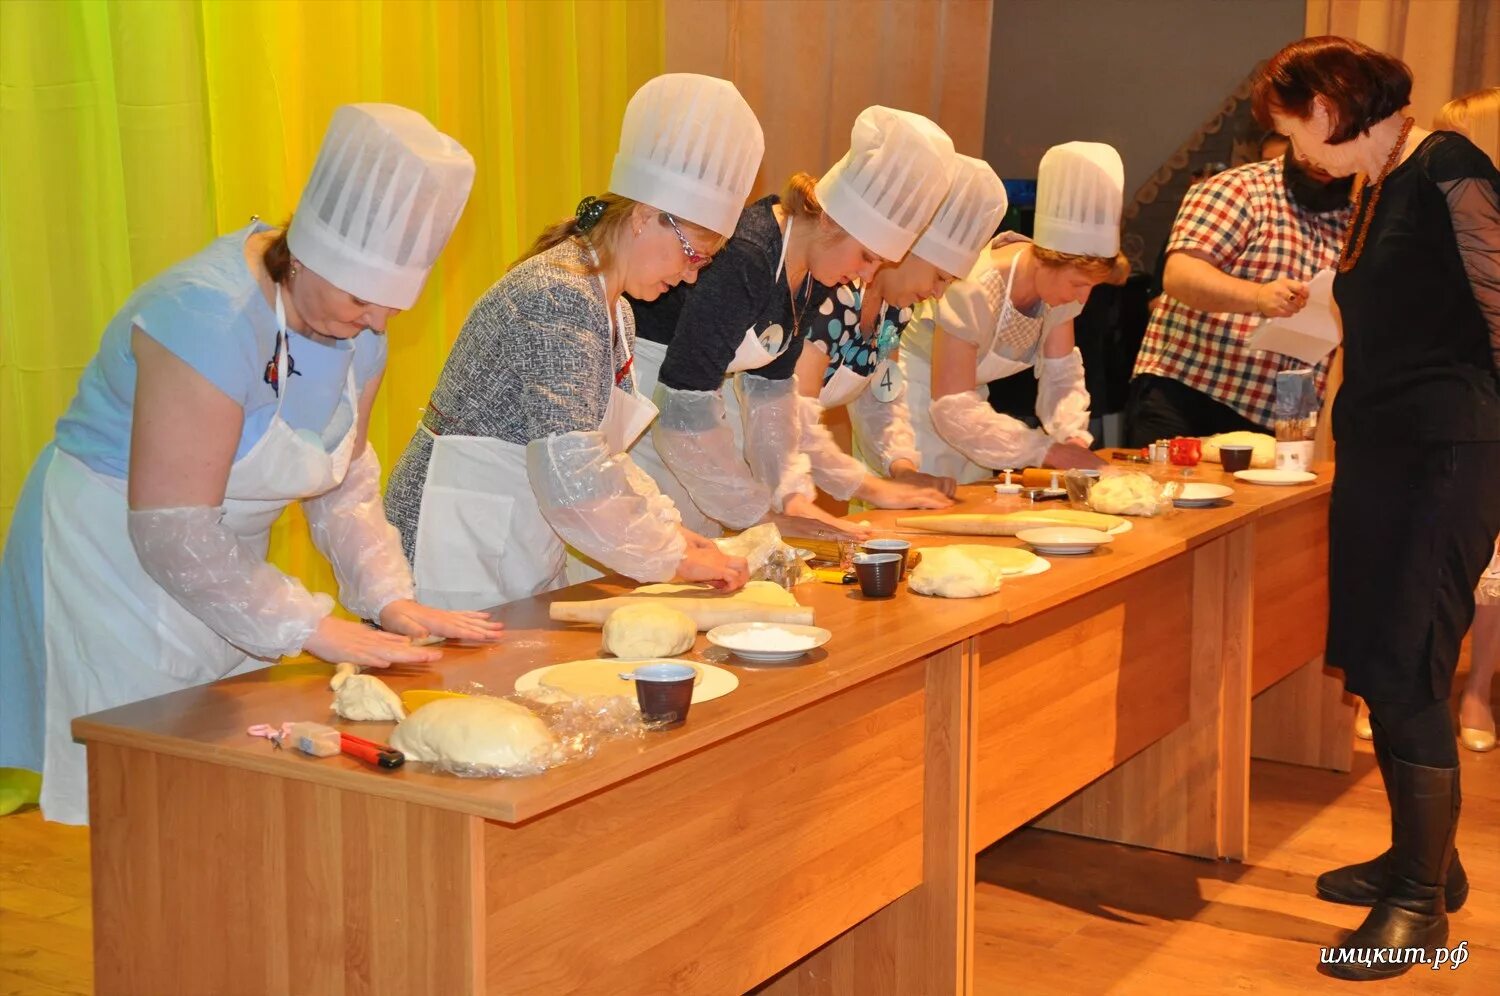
[[1201, 431, 1275, 468], [390, 697, 555, 770], [1087, 473, 1172, 517], [602, 603, 697, 658], [632, 579, 797, 607], [540, 659, 703, 700], [713, 523, 791, 579], [908, 547, 1005, 598], [329, 663, 406, 722]]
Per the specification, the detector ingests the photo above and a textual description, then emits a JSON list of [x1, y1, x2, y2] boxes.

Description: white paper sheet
[[1247, 269, 1340, 364]]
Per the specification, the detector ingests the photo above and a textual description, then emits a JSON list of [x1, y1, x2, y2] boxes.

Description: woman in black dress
[[1256, 37, 1500, 981]]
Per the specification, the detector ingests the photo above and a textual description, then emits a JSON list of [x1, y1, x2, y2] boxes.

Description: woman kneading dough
[[384, 75, 762, 610], [904, 142, 1128, 482], [0, 105, 499, 825], [797, 154, 1011, 506], [628, 106, 956, 536]]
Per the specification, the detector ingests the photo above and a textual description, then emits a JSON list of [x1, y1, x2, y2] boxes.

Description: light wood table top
[[73, 461, 1332, 826]]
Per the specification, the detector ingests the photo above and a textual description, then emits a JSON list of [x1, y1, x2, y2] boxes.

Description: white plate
[[1015, 526, 1114, 556], [1173, 483, 1235, 507], [1108, 519, 1133, 535], [706, 622, 832, 663], [515, 659, 739, 705], [1011, 556, 1052, 577], [1234, 469, 1317, 486]]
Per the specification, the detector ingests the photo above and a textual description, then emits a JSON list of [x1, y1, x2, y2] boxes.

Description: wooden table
[[75, 463, 1345, 995]]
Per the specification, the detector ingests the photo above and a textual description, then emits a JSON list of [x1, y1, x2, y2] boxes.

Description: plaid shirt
[[1134, 158, 1350, 427]]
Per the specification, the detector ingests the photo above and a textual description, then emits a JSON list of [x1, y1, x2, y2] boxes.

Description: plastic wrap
[[127, 504, 333, 659], [1086, 472, 1178, 517], [1036, 347, 1094, 445], [848, 373, 921, 473], [713, 522, 813, 586], [929, 391, 1052, 471], [651, 382, 773, 529], [302, 443, 415, 621], [739, 374, 817, 508], [798, 396, 867, 500], [392, 687, 649, 778], [526, 430, 686, 582]]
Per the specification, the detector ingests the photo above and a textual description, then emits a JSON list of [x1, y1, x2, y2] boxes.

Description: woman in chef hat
[[794, 154, 1011, 507], [383, 74, 763, 610], [0, 104, 496, 824], [903, 141, 1128, 483], [628, 106, 957, 536]]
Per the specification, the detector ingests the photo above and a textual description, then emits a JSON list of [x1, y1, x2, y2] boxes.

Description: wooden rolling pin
[[549, 596, 814, 630]]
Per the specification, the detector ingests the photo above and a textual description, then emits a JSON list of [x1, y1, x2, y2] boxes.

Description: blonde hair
[[1032, 244, 1130, 286], [1435, 87, 1500, 168], [780, 172, 823, 219], [515, 195, 724, 275]]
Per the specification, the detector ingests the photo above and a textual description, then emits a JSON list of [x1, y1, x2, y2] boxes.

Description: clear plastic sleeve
[[651, 382, 773, 529], [739, 374, 816, 508], [848, 371, 921, 472], [798, 396, 867, 500], [1036, 347, 1094, 445], [929, 391, 1053, 470], [302, 443, 415, 621], [127, 504, 333, 659], [526, 430, 686, 582]]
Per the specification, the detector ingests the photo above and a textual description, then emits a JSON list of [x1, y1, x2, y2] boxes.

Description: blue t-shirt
[[54, 222, 386, 478]]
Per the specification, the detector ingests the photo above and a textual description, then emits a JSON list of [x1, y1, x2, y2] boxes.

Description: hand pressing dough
[[897, 510, 1124, 535], [540, 659, 703, 700], [390, 697, 555, 770], [909, 547, 1005, 598], [602, 603, 697, 658], [1202, 431, 1275, 468], [329, 664, 406, 722]]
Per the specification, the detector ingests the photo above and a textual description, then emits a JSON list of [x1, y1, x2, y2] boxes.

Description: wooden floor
[[2, 670, 1495, 995]]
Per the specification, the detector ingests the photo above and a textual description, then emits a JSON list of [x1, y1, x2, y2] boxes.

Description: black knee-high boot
[[1317, 731, 1468, 911], [1325, 756, 1461, 981]]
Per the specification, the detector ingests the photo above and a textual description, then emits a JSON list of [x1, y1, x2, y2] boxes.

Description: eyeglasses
[[663, 214, 712, 270]]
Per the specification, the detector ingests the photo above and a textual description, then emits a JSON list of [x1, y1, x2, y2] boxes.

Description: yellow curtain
[[0, 0, 664, 602]]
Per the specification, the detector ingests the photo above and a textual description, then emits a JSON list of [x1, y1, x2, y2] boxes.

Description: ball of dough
[[331, 674, 406, 722], [908, 547, 1004, 598], [602, 603, 697, 658], [390, 697, 555, 771]]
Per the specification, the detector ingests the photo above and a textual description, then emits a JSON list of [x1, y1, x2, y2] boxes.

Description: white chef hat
[[1033, 141, 1125, 258], [815, 106, 956, 261], [910, 155, 1009, 277], [288, 104, 475, 311], [609, 73, 765, 238]]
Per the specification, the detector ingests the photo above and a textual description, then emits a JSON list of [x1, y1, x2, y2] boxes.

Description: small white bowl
[[706, 622, 832, 663], [1015, 526, 1114, 556], [1234, 469, 1316, 486]]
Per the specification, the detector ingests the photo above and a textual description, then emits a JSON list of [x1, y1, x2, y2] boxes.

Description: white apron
[[629, 218, 800, 536], [907, 253, 1045, 483], [413, 279, 655, 607], [38, 289, 358, 824]]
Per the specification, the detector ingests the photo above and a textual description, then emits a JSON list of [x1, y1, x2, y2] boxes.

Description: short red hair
[[1252, 36, 1412, 144]]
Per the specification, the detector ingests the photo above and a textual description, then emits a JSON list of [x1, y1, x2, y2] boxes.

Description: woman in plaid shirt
[[1126, 146, 1352, 446]]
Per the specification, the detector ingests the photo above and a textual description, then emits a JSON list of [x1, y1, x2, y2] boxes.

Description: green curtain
[[0, 0, 664, 604]]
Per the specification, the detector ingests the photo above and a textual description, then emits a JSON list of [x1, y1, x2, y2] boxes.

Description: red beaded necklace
[[1336, 116, 1415, 273]]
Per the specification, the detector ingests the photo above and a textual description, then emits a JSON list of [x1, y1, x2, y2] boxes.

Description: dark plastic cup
[[625, 663, 695, 728], [861, 539, 911, 579], [1219, 445, 1254, 473], [853, 552, 902, 598]]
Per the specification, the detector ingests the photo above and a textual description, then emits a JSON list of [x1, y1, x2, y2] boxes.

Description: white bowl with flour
[[706, 622, 832, 663]]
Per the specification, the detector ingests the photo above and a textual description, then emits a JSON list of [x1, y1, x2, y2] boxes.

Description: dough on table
[[602, 603, 697, 658], [329, 663, 405, 722], [390, 697, 555, 770], [932, 544, 1037, 575], [908, 547, 1006, 598], [632, 579, 796, 607], [539, 659, 702, 700], [1202, 431, 1275, 468]]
